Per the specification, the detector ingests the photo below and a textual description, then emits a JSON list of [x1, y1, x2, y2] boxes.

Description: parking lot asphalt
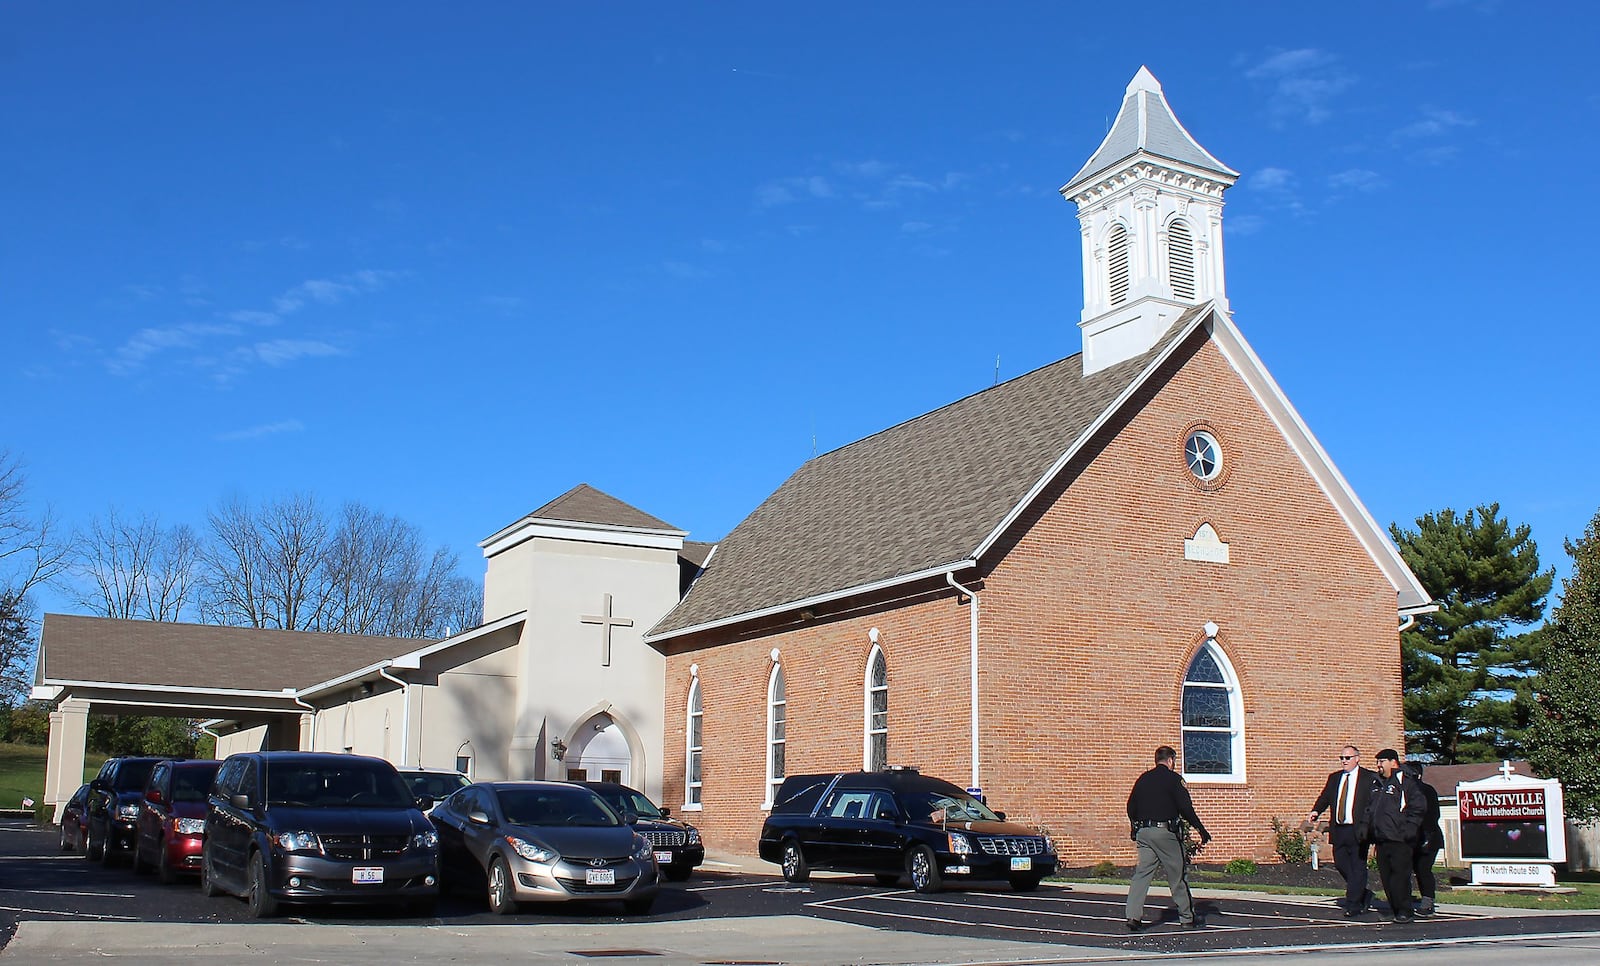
[[6, 819, 1600, 964]]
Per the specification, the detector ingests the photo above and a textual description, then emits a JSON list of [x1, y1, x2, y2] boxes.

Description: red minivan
[[134, 759, 221, 882]]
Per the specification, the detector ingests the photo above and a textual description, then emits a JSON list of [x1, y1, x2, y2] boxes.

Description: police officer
[[1125, 745, 1210, 931]]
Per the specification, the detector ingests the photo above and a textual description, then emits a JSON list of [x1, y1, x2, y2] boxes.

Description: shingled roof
[[528, 483, 680, 531], [39, 613, 434, 693], [648, 307, 1209, 640], [1062, 66, 1238, 197]]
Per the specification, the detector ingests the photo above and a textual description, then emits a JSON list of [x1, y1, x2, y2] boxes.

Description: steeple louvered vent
[[1169, 220, 1196, 301], [1107, 224, 1130, 305]]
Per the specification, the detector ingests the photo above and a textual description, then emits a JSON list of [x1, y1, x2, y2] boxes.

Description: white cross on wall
[[580, 593, 634, 667]]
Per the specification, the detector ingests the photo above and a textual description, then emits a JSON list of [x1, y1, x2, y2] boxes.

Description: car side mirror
[[230, 793, 251, 810], [415, 796, 433, 812], [468, 810, 490, 825], [995, 810, 1007, 821], [659, 806, 671, 817], [623, 811, 638, 825]]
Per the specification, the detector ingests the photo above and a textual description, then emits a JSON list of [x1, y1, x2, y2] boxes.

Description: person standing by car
[[1364, 748, 1426, 923], [1307, 744, 1380, 916], [1400, 755, 1443, 917], [1125, 745, 1210, 932]]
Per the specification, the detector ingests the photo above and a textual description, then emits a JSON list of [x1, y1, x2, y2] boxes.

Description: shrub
[[1272, 817, 1311, 864], [1092, 859, 1119, 878], [1224, 858, 1259, 876]]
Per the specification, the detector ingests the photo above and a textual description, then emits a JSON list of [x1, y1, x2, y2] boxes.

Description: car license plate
[[586, 867, 616, 886], [1010, 857, 1031, 871], [353, 866, 384, 884], [654, 851, 673, 864]]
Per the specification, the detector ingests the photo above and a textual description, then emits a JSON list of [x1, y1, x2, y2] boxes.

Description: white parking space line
[[686, 881, 795, 892], [0, 887, 137, 899], [0, 904, 139, 920], [805, 897, 1120, 939]]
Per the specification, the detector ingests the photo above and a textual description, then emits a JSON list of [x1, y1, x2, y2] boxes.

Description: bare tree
[[73, 509, 200, 621], [0, 451, 71, 702], [201, 493, 329, 630]]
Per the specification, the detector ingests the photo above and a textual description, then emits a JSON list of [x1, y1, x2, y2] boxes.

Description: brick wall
[[661, 337, 1406, 867]]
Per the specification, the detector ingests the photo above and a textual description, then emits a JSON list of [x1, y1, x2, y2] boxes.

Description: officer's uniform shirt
[[1126, 764, 1208, 838]]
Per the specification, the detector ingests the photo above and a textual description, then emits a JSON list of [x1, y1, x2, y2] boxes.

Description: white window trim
[[684, 677, 703, 810], [863, 645, 887, 772], [1182, 639, 1247, 785], [764, 664, 786, 808]]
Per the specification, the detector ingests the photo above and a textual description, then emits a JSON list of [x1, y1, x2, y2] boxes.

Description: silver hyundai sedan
[[431, 780, 658, 914]]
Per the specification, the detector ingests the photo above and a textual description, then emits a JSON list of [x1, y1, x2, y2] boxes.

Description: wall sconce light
[[357, 682, 373, 697], [593, 721, 606, 732], [799, 609, 815, 621], [550, 738, 567, 761]]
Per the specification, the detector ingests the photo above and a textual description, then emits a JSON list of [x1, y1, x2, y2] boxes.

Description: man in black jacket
[[1401, 757, 1444, 917], [1125, 745, 1210, 931], [1365, 748, 1427, 922], [1307, 744, 1380, 916]]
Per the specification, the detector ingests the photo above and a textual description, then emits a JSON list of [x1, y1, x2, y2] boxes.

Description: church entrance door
[[564, 718, 631, 786]]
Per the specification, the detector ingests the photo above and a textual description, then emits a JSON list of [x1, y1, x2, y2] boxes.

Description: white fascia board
[[68, 696, 301, 715], [479, 516, 687, 558], [38, 679, 298, 699], [645, 559, 978, 645], [295, 611, 526, 696], [29, 685, 62, 702], [1207, 311, 1434, 612], [972, 306, 1215, 562]]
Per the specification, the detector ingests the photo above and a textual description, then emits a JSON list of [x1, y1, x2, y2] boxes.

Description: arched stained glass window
[[685, 677, 703, 807], [864, 646, 887, 771], [1181, 642, 1245, 781], [765, 664, 786, 806]]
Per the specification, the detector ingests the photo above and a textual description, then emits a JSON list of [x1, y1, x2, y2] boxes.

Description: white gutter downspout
[[286, 691, 317, 751], [946, 572, 981, 794], [1398, 615, 1417, 634], [379, 666, 412, 767]]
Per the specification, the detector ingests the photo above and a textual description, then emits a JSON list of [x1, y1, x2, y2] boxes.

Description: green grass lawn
[[0, 742, 106, 816]]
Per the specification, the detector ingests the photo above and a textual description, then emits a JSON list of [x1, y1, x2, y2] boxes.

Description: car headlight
[[686, 827, 700, 845], [173, 817, 206, 835], [504, 836, 556, 863], [1041, 836, 1056, 855], [272, 830, 322, 852], [411, 829, 438, 850], [117, 803, 141, 820], [632, 835, 655, 861], [947, 832, 973, 855]]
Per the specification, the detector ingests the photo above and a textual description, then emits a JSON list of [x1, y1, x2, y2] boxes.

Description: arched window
[[1168, 219, 1196, 301], [1107, 223, 1131, 305], [685, 677, 703, 808], [1181, 641, 1245, 782], [864, 646, 888, 771], [765, 664, 787, 806]]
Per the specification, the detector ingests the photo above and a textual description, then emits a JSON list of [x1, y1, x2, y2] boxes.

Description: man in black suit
[[1308, 744, 1380, 916]]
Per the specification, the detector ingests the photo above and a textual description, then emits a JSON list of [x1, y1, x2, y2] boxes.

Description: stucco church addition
[[34, 68, 1431, 863]]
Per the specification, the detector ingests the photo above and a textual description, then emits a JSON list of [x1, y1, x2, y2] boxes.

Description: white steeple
[[1062, 67, 1239, 375]]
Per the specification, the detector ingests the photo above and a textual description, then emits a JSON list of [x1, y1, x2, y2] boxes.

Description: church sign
[[1456, 764, 1566, 887]]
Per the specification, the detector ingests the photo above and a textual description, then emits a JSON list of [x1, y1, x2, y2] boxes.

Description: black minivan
[[200, 751, 439, 918]]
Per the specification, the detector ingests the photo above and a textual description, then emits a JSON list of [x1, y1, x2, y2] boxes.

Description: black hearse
[[757, 767, 1058, 893], [200, 751, 439, 918]]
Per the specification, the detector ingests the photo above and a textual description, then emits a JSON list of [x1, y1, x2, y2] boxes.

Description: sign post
[[1456, 762, 1565, 888]]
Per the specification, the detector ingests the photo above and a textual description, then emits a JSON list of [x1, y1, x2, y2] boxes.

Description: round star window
[[1184, 430, 1222, 482]]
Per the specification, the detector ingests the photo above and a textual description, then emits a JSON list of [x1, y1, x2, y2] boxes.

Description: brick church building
[[641, 67, 1433, 863], [36, 68, 1431, 865]]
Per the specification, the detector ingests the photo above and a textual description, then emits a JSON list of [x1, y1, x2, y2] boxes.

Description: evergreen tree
[[1529, 508, 1600, 820], [1390, 503, 1552, 763]]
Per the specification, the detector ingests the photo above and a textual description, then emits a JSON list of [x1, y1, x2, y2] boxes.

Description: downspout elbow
[[287, 693, 317, 751]]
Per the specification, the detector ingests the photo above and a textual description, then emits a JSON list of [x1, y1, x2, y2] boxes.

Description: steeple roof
[[1062, 66, 1238, 196]]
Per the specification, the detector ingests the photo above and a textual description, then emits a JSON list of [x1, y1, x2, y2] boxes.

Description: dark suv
[[578, 781, 705, 881], [85, 757, 165, 864], [200, 751, 439, 918], [757, 767, 1058, 893]]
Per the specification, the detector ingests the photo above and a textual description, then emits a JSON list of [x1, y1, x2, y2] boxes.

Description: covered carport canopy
[[29, 614, 434, 822]]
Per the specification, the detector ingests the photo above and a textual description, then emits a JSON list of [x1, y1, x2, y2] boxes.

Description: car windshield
[[171, 765, 221, 802], [497, 787, 620, 827], [264, 763, 414, 808], [596, 787, 663, 819], [113, 761, 157, 791], [901, 790, 1003, 824], [403, 772, 469, 800]]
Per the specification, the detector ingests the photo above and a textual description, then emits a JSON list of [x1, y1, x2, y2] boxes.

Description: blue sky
[[5, 1, 1597, 618]]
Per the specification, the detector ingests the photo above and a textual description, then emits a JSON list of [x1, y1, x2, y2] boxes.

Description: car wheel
[[156, 843, 177, 884], [86, 827, 105, 862], [1009, 873, 1043, 892], [247, 851, 279, 918], [199, 849, 223, 898], [100, 837, 120, 867], [907, 845, 942, 894], [663, 866, 693, 883], [622, 894, 655, 915], [874, 873, 901, 886], [487, 856, 518, 915], [780, 838, 810, 883], [59, 823, 71, 853]]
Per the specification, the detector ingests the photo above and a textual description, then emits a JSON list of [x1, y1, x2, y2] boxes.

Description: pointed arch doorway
[[564, 714, 631, 785]]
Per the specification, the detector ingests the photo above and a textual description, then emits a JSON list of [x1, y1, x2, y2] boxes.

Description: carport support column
[[297, 711, 316, 750], [45, 698, 90, 823]]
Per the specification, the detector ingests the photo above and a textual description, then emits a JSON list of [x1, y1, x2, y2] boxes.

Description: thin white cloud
[[216, 420, 305, 442], [272, 270, 398, 315], [250, 339, 343, 366], [227, 310, 280, 326], [1251, 167, 1296, 192], [110, 322, 241, 374], [1392, 108, 1475, 140], [662, 260, 712, 280], [1328, 168, 1387, 192], [900, 221, 933, 234], [1244, 48, 1354, 123]]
